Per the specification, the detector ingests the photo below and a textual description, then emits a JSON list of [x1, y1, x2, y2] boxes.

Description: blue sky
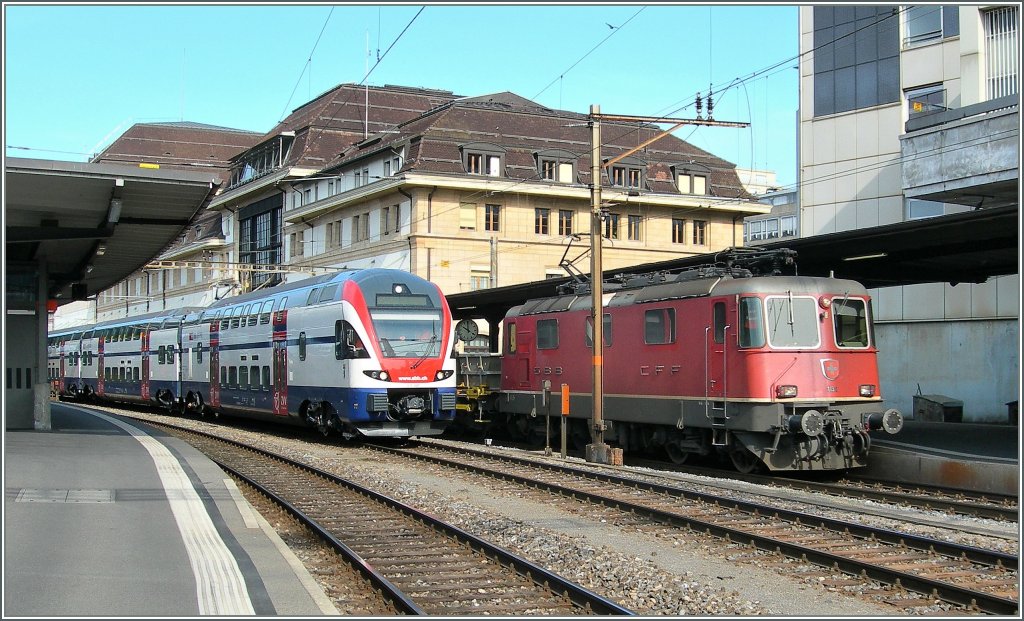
[[3, 3, 800, 188]]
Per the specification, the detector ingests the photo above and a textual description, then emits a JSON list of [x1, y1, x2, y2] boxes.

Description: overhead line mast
[[585, 104, 749, 465]]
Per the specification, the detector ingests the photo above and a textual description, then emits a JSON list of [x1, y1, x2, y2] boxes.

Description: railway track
[[621, 459, 1018, 523], [147, 421, 633, 616], [371, 440, 1019, 616]]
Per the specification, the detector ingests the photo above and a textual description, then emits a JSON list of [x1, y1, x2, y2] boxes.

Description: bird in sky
[[606, 23, 617, 29]]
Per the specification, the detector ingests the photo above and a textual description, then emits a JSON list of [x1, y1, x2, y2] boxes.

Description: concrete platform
[[4, 402, 339, 617], [864, 420, 1020, 496]]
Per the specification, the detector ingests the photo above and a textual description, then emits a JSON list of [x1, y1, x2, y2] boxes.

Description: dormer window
[[673, 163, 711, 195], [606, 156, 645, 189], [536, 149, 576, 183], [461, 142, 505, 177]]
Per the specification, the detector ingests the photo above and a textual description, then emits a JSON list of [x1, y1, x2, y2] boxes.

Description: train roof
[[507, 274, 870, 317]]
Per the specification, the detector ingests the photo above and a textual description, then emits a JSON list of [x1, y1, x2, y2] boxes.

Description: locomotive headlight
[[819, 297, 832, 309], [775, 384, 798, 398], [859, 384, 876, 397], [362, 370, 390, 381], [435, 370, 454, 381]]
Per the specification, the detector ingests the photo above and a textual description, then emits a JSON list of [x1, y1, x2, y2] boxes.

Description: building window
[[354, 171, 361, 186], [470, 269, 490, 291], [764, 218, 779, 239], [610, 166, 642, 188], [904, 5, 942, 44], [692, 220, 707, 245], [466, 153, 483, 174], [781, 215, 797, 237], [627, 214, 642, 241], [672, 218, 686, 244], [558, 210, 573, 236], [304, 189, 311, 204], [535, 208, 550, 235], [362, 168, 370, 184], [352, 215, 361, 242], [462, 142, 505, 178], [326, 222, 335, 248], [603, 213, 620, 239], [678, 173, 708, 195], [485, 204, 500, 232], [328, 179, 334, 195], [383, 160, 391, 177], [382, 205, 400, 235], [984, 6, 1019, 100], [460, 203, 477, 230], [905, 198, 969, 220], [812, 5, 900, 117], [906, 84, 946, 117]]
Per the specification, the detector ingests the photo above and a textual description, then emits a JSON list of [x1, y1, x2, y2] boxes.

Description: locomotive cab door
[[706, 299, 734, 422], [504, 322, 532, 389]]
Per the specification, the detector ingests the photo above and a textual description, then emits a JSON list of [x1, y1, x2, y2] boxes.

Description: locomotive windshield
[[369, 310, 443, 358], [833, 297, 871, 348], [765, 294, 820, 348]]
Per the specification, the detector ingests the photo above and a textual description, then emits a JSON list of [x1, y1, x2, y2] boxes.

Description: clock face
[[455, 319, 479, 342]]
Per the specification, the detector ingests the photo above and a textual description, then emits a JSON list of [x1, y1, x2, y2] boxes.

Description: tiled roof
[[91, 122, 261, 175], [323, 93, 755, 200]]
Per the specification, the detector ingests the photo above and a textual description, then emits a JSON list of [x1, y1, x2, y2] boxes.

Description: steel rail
[[379, 442, 1019, 616]]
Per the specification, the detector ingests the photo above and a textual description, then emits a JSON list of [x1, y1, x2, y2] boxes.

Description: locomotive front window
[[833, 297, 871, 348], [370, 311, 443, 358], [738, 297, 766, 348], [765, 294, 820, 348]]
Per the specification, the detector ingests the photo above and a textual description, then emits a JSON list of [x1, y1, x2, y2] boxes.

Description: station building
[[798, 5, 1019, 420]]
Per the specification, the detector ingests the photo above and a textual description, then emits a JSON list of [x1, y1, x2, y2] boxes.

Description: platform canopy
[[5, 157, 219, 303], [446, 204, 1019, 321]]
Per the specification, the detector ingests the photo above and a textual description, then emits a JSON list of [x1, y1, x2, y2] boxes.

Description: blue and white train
[[48, 269, 458, 438]]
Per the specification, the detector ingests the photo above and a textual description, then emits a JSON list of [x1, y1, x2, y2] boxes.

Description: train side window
[[306, 289, 320, 306], [197, 343, 204, 364], [739, 297, 766, 348], [133, 367, 140, 382], [229, 366, 237, 387], [318, 285, 338, 303], [644, 308, 676, 345], [299, 332, 307, 361], [260, 301, 273, 324], [262, 366, 270, 390], [239, 366, 249, 389], [536, 319, 559, 349], [507, 323, 517, 353], [250, 365, 260, 390], [220, 366, 227, 386], [713, 303, 726, 343], [584, 313, 612, 347], [158, 346, 166, 364]]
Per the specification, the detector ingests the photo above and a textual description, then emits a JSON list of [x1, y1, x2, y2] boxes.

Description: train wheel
[[665, 442, 689, 465], [728, 444, 762, 474]]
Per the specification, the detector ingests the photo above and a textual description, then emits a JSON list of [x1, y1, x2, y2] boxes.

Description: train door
[[59, 346, 65, 393], [272, 310, 288, 416], [97, 336, 105, 396], [209, 321, 220, 408], [141, 330, 151, 400], [707, 299, 735, 420], [505, 321, 532, 389]]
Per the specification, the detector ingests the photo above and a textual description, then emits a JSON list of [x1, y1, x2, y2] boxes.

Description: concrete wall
[[875, 317, 1019, 423], [5, 313, 38, 429]]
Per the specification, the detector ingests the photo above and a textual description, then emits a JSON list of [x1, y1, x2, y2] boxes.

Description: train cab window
[[765, 295, 820, 348], [262, 366, 271, 390], [713, 303, 726, 344], [239, 366, 249, 389], [335, 321, 369, 359], [305, 289, 320, 306], [229, 366, 238, 387], [250, 365, 260, 390], [584, 313, 612, 347], [739, 297, 766, 348], [833, 298, 870, 348], [220, 366, 227, 386], [318, 285, 339, 303], [536, 319, 559, 349], [644, 308, 676, 345], [299, 332, 307, 361]]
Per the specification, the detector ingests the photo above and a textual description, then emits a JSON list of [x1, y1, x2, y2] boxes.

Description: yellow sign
[[440, 260, 450, 268], [561, 384, 570, 416], [139, 163, 160, 169]]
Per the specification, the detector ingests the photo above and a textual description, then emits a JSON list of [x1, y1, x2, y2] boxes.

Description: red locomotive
[[457, 249, 903, 472]]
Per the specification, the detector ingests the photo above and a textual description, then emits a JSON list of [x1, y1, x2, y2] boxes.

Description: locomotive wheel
[[728, 444, 762, 474], [665, 442, 690, 465]]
